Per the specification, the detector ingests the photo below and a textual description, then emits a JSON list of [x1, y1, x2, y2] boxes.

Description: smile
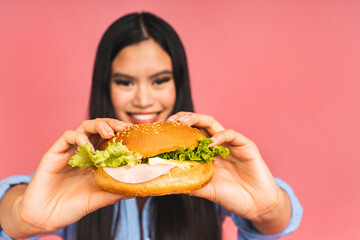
[[127, 112, 161, 124]]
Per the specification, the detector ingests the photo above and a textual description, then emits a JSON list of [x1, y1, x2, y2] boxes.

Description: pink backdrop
[[1, 1, 359, 239]]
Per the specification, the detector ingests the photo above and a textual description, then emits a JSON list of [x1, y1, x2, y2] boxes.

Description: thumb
[[187, 184, 217, 203], [87, 192, 134, 214]]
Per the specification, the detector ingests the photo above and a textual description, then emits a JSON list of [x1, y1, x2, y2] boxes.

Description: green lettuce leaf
[[153, 137, 229, 163], [69, 137, 229, 168], [68, 140, 142, 168]]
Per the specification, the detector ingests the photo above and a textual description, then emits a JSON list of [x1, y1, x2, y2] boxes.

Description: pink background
[[1, 0, 359, 239]]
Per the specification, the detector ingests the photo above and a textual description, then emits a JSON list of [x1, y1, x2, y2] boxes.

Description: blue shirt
[[0, 175, 302, 240]]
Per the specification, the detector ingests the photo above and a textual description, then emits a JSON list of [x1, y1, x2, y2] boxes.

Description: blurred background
[[1, 0, 359, 239]]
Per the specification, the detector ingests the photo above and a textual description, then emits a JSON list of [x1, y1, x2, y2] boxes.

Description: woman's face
[[110, 39, 176, 124]]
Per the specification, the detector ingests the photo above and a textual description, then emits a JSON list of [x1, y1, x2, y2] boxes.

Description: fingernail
[[79, 139, 88, 146], [105, 125, 114, 136], [209, 137, 217, 147], [178, 115, 190, 122], [167, 115, 176, 121]]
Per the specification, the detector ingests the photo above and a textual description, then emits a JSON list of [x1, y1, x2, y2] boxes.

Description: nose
[[132, 84, 155, 108]]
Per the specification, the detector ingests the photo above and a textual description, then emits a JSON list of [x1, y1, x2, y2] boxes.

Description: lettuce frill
[[153, 137, 229, 163], [68, 137, 229, 168], [68, 140, 142, 168]]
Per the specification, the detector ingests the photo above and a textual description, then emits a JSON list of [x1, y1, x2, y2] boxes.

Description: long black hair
[[77, 12, 221, 240]]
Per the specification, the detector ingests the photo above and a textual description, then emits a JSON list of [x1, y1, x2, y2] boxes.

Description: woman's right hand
[[0, 119, 133, 238]]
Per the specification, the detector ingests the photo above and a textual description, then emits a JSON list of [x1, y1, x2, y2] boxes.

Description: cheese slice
[[148, 157, 199, 169]]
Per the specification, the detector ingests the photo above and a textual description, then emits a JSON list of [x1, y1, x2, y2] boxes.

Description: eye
[[153, 77, 171, 85], [113, 80, 133, 86]]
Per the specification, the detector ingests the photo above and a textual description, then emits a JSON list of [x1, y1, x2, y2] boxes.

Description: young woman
[[0, 12, 302, 240]]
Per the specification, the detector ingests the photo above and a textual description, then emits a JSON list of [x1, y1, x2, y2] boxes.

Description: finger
[[76, 119, 131, 139], [48, 130, 91, 154], [88, 191, 134, 213], [175, 113, 225, 136], [187, 184, 218, 204], [166, 111, 191, 121], [106, 118, 132, 133], [209, 129, 252, 148]]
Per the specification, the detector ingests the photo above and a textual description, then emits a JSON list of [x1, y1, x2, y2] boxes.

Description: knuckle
[[177, 111, 187, 116], [108, 118, 119, 125], [222, 129, 237, 140], [208, 116, 217, 126], [95, 123, 104, 133], [97, 117, 111, 122], [78, 120, 90, 128], [63, 130, 74, 137], [63, 130, 79, 142], [82, 120, 91, 125], [248, 140, 257, 148], [226, 129, 236, 134]]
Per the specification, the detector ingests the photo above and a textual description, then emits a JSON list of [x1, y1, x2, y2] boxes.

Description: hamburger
[[69, 121, 229, 196]]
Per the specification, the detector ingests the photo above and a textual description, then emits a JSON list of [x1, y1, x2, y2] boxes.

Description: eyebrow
[[111, 70, 173, 80], [111, 73, 134, 80], [149, 70, 173, 79]]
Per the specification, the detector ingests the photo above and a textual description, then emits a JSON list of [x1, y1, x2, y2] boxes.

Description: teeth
[[130, 113, 158, 120]]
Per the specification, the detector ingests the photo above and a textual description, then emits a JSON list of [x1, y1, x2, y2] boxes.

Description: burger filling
[[69, 137, 229, 168], [69, 137, 229, 183]]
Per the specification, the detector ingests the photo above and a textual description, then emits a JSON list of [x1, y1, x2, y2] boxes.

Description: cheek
[[161, 85, 176, 109], [111, 88, 128, 111]]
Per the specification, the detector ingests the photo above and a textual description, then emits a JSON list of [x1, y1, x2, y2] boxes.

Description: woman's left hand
[[167, 112, 291, 234]]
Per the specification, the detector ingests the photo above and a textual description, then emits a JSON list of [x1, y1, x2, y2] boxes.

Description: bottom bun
[[94, 161, 215, 197]]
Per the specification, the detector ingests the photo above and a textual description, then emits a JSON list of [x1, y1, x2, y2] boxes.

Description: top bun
[[99, 122, 205, 158]]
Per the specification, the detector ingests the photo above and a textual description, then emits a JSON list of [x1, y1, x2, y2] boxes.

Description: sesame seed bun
[[94, 122, 215, 196]]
